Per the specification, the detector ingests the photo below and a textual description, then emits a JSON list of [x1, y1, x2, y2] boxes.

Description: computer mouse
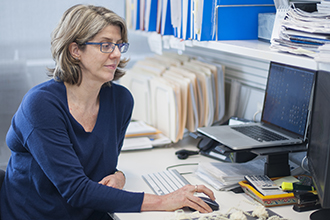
[[175, 149, 199, 160], [189, 196, 220, 211]]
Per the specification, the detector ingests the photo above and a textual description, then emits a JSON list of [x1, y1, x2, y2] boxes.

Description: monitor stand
[[191, 132, 307, 177], [310, 208, 330, 220], [250, 143, 307, 178]]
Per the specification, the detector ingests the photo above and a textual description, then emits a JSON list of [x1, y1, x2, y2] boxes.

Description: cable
[[301, 155, 309, 173], [166, 163, 199, 175], [252, 110, 262, 122]]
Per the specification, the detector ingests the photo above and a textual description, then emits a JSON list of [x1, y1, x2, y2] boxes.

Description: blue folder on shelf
[[181, 0, 191, 40], [216, 0, 276, 40], [131, 0, 140, 30], [191, 0, 217, 41], [145, 0, 158, 32], [161, 0, 174, 35]]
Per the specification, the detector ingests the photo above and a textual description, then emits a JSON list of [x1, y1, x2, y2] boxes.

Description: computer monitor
[[307, 70, 330, 219]]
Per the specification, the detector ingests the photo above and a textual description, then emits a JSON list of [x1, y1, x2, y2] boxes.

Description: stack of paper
[[270, 2, 330, 61], [120, 53, 225, 143], [122, 120, 171, 151], [125, 120, 160, 137], [195, 158, 266, 191]]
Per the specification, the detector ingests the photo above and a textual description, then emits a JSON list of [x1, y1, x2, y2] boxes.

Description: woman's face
[[78, 25, 122, 85]]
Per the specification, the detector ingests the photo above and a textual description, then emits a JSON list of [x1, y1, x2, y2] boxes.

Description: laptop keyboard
[[232, 125, 289, 142], [142, 169, 190, 195]]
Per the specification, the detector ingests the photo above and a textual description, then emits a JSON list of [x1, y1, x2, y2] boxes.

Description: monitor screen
[[262, 62, 315, 138], [308, 70, 330, 218]]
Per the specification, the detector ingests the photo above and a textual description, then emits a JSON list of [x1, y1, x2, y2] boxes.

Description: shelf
[[188, 40, 318, 70], [130, 30, 330, 71]]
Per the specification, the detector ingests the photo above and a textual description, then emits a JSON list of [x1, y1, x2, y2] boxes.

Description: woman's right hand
[[141, 184, 216, 213]]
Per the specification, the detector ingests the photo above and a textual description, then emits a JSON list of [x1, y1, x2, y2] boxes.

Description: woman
[[0, 4, 215, 220]]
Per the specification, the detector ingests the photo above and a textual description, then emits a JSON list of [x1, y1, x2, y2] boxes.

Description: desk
[[113, 137, 313, 220]]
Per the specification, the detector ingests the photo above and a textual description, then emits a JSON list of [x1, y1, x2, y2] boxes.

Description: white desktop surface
[[114, 137, 313, 220]]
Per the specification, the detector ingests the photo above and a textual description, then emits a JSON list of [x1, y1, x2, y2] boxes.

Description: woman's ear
[[69, 42, 80, 60]]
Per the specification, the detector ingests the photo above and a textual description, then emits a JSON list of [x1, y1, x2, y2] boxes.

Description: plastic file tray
[[239, 180, 297, 207]]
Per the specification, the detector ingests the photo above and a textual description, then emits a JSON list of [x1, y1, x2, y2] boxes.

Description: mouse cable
[[166, 163, 199, 175]]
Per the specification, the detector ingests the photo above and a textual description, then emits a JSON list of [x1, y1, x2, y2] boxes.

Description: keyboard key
[[232, 125, 288, 142]]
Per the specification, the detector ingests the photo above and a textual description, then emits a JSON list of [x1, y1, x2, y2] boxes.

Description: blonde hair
[[49, 4, 129, 86]]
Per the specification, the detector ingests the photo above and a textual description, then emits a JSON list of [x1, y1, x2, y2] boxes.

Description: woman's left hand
[[98, 171, 126, 189]]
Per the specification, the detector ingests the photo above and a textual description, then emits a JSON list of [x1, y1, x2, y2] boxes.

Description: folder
[[196, 59, 226, 122], [126, 0, 141, 30], [162, 70, 189, 140], [191, 0, 217, 41], [144, 0, 159, 31], [216, 0, 276, 40], [181, 0, 191, 40], [169, 66, 199, 132], [162, 51, 191, 64], [182, 61, 214, 127], [190, 59, 222, 121], [125, 0, 133, 30], [161, 0, 174, 35], [133, 60, 166, 76], [170, 0, 182, 38], [140, 0, 145, 30], [150, 77, 178, 142], [120, 68, 155, 124], [146, 54, 181, 67], [156, 0, 162, 33]]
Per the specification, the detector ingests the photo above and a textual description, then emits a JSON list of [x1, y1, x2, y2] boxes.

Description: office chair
[[0, 169, 4, 189], [0, 169, 4, 220]]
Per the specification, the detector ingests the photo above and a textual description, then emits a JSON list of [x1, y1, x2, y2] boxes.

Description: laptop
[[197, 62, 316, 150]]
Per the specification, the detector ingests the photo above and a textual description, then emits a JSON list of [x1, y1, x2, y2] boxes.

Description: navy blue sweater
[[0, 79, 144, 220]]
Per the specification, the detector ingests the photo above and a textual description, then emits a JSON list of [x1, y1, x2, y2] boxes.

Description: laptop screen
[[261, 62, 315, 137]]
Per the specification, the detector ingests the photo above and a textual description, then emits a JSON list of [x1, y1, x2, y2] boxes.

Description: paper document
[[122, 137, 153, 151], [196, 157, 266, 191], [125, 120, 160, 137]]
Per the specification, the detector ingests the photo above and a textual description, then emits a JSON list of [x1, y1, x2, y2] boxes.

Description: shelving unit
[[188, 40, 319, 70], [132, 29, 328, 71]]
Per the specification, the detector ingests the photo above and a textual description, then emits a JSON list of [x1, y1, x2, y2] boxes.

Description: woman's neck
[[64, 81, 101, 132]]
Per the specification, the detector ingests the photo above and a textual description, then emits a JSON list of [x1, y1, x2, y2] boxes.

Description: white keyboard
[[142, 169, 190, 195]]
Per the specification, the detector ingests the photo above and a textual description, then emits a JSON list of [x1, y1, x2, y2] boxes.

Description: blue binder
[[193, 0, 217, 41], [134, 0, 140, 30], [161, 0, 174, 36], [216, 0, 276, 40], [145, 0, 158, 32], [181, 0, 191, 40], [172, 0, 181, 39]]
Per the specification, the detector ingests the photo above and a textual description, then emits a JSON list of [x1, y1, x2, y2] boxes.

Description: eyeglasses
[[84, 42, 129, 53]]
